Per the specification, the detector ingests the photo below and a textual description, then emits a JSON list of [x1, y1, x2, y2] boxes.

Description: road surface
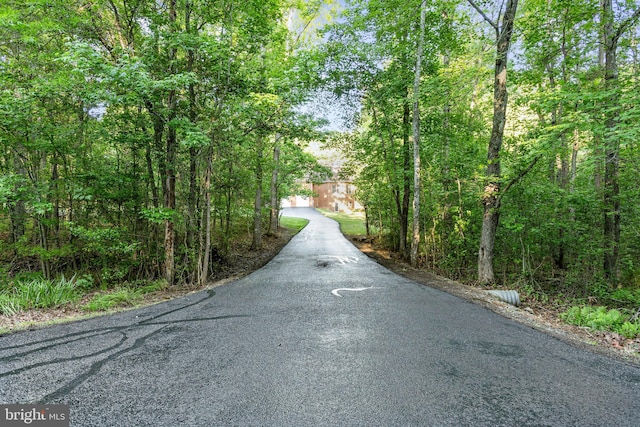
[[1, 208, 639, 426]]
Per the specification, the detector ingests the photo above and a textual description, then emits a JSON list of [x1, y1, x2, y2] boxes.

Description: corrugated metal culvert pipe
[[486, 290, 520, 306]]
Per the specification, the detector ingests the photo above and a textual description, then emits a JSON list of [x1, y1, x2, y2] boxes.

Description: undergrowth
[[81, 280, 166, 312], [0, 275, 167, 316], [561, 306, 640, 339], [0, 276, 82, 315]]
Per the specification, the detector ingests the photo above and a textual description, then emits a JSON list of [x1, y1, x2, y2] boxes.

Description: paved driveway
[[1, 208, 639, 426]]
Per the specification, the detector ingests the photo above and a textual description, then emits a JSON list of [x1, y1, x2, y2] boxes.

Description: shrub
[[610, 288, 640, 305], [19, 276, 80, 309], [619, 322, 640, 339], [561, 305, 640, 339]]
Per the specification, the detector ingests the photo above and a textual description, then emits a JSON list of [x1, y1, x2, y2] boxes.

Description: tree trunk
[[144, 115, 161, 208], [600, 1, 640, 281], [602, 0, 620, 282], [199, 151, 213, 287], [222, 160, 233, 255], [268, 140, 280, 236], [164, 0, 178, 285], [410, 0, 426, 268], [400, 96, 411, 255], [38, 217, 51, 279], [251, 138, 264, 250], [441, 53, 453, 238], [186, 3, 198, 282], [10, 152, 26, 243], [371, 103, 402, 251], [473, 0, 519, 284], [164, 123, 177, 285], [365, 204, 370, 237], [187, 147, 198, 245]]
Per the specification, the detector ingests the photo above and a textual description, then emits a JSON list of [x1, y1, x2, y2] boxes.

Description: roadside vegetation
[[81, 280, 167, 313], [0, 275, 84, 316], [0, 0, 330, 304], [311, 0, 640, 347], [320, 210, 640, 342], [0, 273, 164, 317], [0, 218, 304, 329]]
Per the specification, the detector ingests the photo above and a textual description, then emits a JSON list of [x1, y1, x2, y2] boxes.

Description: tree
[[319, 0, 448, 256], [600, 0, 640, 281], [468, 0, 520, 284], [410, 0, 427, 267], [0, 0, 328, 288]]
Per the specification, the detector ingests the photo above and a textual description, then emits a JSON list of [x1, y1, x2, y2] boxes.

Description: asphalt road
[[1, 207, 639, 426]]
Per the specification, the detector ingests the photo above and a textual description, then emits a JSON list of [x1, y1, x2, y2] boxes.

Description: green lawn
[[316, 209, 367, 236], [280, 216, 309, 232]]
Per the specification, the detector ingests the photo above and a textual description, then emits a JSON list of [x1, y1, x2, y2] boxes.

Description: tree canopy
[[0, 0, 331, 287], [2, 0, 640, 305], [317, 0, 640, 295]]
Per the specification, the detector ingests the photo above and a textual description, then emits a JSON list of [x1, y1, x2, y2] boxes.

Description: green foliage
[[0, 276, 81, 315], [610, 288, 640, 306], [618, 322, 640, 340], [19, 276, 80, 309], [81, 280, 166, 312], [0, 294, 21, 316], [69, 225, 138, 256], [0, 0, 327, 287], [82, 288, 142, 312], [137, 280, 167, 294], [561, 306, 640, 339], [138, 208, 180, 225], [2, 0, 639, 312], [0, 174, 26, 205]]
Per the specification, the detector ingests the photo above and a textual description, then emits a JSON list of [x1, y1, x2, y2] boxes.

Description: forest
[[0, 0, 331, 293], [1, 1, 640, 335]]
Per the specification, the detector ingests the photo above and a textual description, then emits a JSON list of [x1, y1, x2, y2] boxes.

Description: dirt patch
[[353, 240, 640, 366]]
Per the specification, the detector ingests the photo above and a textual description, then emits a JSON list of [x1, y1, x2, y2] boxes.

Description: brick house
[[311, 181, 362, 214], [281, 181, 362, 214]]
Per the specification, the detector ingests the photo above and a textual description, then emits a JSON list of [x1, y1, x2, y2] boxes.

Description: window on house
[[332, 184, 337, 193]]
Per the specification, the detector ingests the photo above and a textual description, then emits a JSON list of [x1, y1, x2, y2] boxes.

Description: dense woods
[[2, 0, 640, 324], [320, 0, 640, 303], [0, 0, 330, 290]]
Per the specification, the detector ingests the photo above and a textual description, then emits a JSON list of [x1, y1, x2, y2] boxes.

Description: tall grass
[[0, 276, 81, 315], [0, 276, 167, 316], [82, 288, 142, 312], [0, 295, 21, 316]]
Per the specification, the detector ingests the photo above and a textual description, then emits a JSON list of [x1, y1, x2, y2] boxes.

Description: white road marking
[[331, 287, 375, 297], [330, 255, 359, 265], [300, 227, 316, 241]]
